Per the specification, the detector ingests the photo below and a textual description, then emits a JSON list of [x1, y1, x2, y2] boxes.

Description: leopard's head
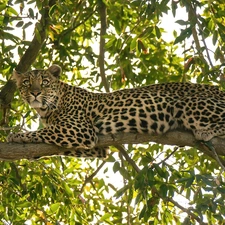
[[13, 65, 62, 109]]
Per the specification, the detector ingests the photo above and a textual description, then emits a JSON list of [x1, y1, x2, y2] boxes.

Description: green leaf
[[212, 30, 218, 45], [114, 185, 129, 199], [139, 205, 146, 220], [62, 182, 73, 197], [154, 26, 161, 38], [171, 1, 177, 17], [0, 3, 6, 12], [23, 21, 33, 29], [3, 32, 20, 43], [154, 164, 167, 179], [176, 177, 192, 183], [176, 20, 189, 26], [16, 202, 32, 208], [29, 8, 34, 19], [3, 45, 16, 53], [100, 213, 113, 221], [49, 4, 57, 18], [16, 21, 24, 28], [50, 203, 61, 213], [34, 26, 41, 43], [147, 168, 154, 181], [113, 19, 122, 34], [35, 183, 43, 195], [185, 176, 195, 188], [7, 6, 18, 15], [113, 161, 120, 173], [160, 184, 168, 198], [135, 192, 143, 205], [130, 37, 137, 51], [119, 167, 131, 180], [105, 36, 116, 49], [174, 26, 192, 44], [141, 27, 154, 39], [217, 187, 225, 194]]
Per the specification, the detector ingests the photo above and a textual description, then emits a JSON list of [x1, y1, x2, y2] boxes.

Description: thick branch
[[1, 130, 225, 162]]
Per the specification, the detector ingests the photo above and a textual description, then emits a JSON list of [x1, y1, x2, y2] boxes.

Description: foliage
[[0, 0, 225, 224]]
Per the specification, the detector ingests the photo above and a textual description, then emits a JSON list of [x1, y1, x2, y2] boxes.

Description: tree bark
[[1, 130, 225, 162]]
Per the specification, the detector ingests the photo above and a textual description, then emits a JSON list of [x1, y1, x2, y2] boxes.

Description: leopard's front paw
[[7, 133, 29, 143]]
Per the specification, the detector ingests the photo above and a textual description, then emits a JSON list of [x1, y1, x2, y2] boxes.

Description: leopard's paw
[[7, 133, 28, 143], [193, 130, 214, 141]]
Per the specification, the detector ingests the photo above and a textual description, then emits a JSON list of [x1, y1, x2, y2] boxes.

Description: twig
[[190, 5, 214, 69], [188, 3, 208, 75], [114, 144, 140, 173], [197, 141, 225, 167], [194, 14, 214, 68], [157, 147, 179, 166], [203, 141, 225, 172], [200, 31, 214, 68], [80, 159, 107, 193]]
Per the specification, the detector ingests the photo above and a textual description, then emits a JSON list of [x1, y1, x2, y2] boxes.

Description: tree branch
[[188, 3, 208, 75], [80, 159, 107, 193], [1, 130, 225, 163], [114, 144, 140, 173], [98, 0, 110, 92]]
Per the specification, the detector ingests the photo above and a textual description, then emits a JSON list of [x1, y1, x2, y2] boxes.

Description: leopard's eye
[[23, 80, 30, 86], [42, 79, 50, 86]]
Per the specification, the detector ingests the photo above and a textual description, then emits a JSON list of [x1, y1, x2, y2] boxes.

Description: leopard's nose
[[30, 91, 41, 97]]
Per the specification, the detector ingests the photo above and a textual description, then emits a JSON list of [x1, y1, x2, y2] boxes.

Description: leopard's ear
[[48, 64, 62, 78], [12, 70, 21, 79], [12, 70, 23, 85]]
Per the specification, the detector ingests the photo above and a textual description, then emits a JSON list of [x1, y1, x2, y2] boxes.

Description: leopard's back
[[84, 82, 225, 138]]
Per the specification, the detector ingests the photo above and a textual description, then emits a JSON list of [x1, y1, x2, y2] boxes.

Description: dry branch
[[1, 130, 225, 162]]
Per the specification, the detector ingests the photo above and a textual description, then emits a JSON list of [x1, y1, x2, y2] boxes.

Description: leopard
[[7, 64, 225, 158]]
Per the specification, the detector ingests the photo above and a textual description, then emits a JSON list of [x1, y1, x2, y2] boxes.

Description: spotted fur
[[7, 65, 225, 157]]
